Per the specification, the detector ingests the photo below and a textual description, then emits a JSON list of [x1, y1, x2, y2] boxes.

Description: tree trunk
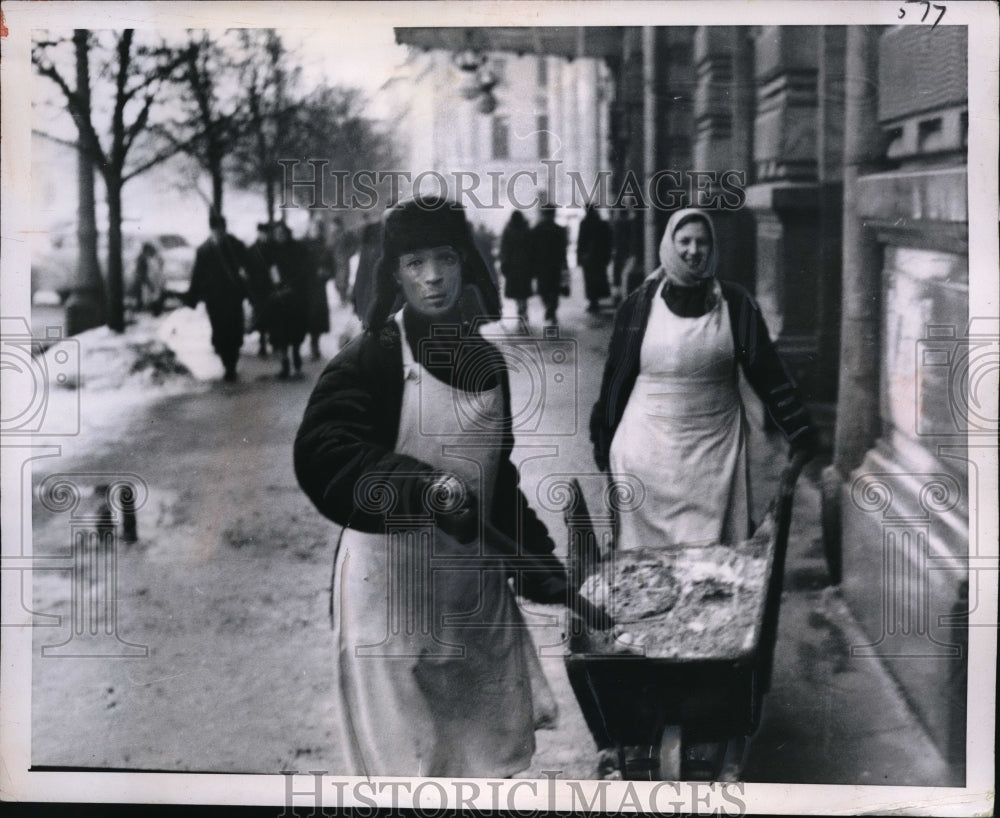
[[66, 29, 105, 335], [211, 157, 224, 218], [265, 164, 276, 224], [105, 178, 126, 333]]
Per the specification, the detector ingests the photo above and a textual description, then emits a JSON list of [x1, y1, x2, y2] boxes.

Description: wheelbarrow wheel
[[658, 725, 683, 780], [620, 726, 682, 780]]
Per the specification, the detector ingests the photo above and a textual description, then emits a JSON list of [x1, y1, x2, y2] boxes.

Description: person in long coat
[[329, 216, 355, 307], [183, 214, 248, 382], [268, 222, 311, 379], [499, 210, 533, 320], [577, 203, 613, 313], [591, 207, 818, 550], [529, 202, 568, 327], [304, 219, 332, 361], [612, 204, 645, 300], [294, 196, 569, 778], [245, 222, 275, 357], [132, 241, 166, 316]]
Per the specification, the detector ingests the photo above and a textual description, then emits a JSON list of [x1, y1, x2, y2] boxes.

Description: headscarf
[[658, 207, 717, 287], [365, 195, 501, 329]]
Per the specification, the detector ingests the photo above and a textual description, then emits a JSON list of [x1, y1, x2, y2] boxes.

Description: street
[[29, 287, 957, 785]]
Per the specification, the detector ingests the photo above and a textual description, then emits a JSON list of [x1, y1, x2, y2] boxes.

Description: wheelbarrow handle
[[777, 448, 811, 503]]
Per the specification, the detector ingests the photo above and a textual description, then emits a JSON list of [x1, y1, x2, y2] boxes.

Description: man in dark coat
[[183, 213, 249, 382], [577, 204, 613, 313], [245, 222, 274, 358], [499, 210, 532, 320], [612, 205, 645, 301], [352, 215, 383, 324], [529, 202, 568, 327], [268, 222, 312, 379], [304, 219, 332, 361]]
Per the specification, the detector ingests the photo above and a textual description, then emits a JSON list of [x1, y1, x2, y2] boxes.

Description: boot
[[292, 345, 303, 375]]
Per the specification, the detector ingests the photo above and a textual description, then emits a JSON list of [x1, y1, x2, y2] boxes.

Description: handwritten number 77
[[898, 0, 947, 28]]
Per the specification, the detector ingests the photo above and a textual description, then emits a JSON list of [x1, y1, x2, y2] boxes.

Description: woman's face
[[396, 245, 464, 317], [672, 220, 712, 276]]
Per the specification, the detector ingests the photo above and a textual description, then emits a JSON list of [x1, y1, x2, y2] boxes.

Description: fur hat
[[366, 195, 501, 329]]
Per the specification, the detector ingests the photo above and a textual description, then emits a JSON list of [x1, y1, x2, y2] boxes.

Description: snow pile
[[28, 311, 208, 452]]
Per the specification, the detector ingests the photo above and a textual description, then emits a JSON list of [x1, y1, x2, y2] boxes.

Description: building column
[[744, 27, 825, 398], [692, 26, 755, 291]]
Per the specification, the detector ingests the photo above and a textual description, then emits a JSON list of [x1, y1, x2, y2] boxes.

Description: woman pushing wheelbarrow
[[573, 208, 819, 780]]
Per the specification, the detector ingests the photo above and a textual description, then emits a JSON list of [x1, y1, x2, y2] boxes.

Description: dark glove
[[517, 553, 570, 605], [789, 426, 820, 462], [426, 473, 479, 545]]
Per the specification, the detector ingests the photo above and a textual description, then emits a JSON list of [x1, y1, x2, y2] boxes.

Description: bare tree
[[230, 30, 301, 224], [33, 29, 187, 332], [155, 31, 244, 218]]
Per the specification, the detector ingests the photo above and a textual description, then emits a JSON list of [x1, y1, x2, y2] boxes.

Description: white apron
[[331, 314, 556, 778], [610, 278, 750, 549]]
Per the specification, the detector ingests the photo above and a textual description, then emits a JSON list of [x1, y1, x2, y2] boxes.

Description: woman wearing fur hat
[[591, 208, 818, 552], [294, 196, 567, 777]]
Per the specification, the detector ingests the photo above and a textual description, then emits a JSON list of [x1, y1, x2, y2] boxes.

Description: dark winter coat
[[352, 221, 383, 322], [245, 239, 274, 331], [577, 211, 613, 301], [267, 238, 311, 348], [184, 234, 248, 357], [304, 237, 332, 336], [590, 274, 818, 472], [500, 216, 533, 300], [530, 218, 568, 297], [612, 215, 644, 292], [294, 319, 559, 562]]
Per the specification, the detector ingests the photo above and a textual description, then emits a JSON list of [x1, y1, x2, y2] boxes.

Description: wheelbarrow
[[563, 450, 810, 781]]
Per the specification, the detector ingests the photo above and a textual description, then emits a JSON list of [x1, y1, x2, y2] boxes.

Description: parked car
[[31, 226, 196, 307]]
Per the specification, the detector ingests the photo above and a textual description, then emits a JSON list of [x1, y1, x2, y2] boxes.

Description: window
[[537, 114, 549, 159], [492, 115, 510, 160]]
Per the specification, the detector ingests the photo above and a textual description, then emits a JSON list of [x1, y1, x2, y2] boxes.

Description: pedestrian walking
[[351, 215, 383, 325], [246, 222, 275, 358], [267, 222, 310, 379], [612, 204, 645, 300], [577, 203, 613, 313], [183, 213, 249, 382], [294, 195, 569, 778], [304, 220, 332, 361], [499, 210, 533, 321], [530, 201, 569, 327], [329, 216, 355, 307], [132, 241, 167, 316], [473, 222, 499, 290]]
